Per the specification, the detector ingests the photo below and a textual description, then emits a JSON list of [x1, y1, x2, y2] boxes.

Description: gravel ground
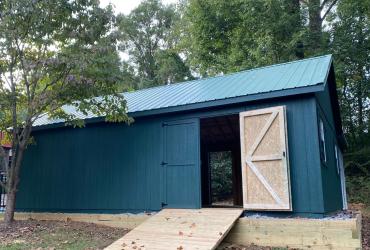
[[244, 209, 358, 220]]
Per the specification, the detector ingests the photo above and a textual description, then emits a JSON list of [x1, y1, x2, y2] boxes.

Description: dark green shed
[[16, 55, 346, 217]]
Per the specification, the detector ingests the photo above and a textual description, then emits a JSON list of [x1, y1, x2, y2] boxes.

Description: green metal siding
[[17, 95, 328, 215], [315, 83, 343, 213], [18, 119, 164, 212]]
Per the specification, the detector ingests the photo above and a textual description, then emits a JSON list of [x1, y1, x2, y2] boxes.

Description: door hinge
[[161, 202, 168, 207], [160, 161, 168, 166], [162, 122, 168, 127]]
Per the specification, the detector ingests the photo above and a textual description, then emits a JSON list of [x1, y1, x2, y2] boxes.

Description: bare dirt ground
[[0, 219, 285, 250], [0, 212, 368, 250], [349, 203, 370, 250], [0, 219, 129, 250], [362, 214, 370, 250]]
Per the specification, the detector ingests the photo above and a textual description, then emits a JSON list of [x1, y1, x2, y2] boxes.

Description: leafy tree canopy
[[0, 0, 130, 224], [117, 0, 192, 88], [181, 0, 304, 76], [329, 0, 370, 148]]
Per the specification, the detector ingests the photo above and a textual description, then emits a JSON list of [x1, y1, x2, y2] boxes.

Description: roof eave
[[32, 84, 325, 131]]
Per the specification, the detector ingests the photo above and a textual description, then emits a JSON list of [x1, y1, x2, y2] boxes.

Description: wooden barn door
[[239, 106, 292, 211], [162, 119, 201, 209]]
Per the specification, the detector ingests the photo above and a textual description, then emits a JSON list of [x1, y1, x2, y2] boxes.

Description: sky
[[100, 0, 178, 15]]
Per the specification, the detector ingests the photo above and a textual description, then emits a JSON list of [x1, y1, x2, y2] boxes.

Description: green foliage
[[345, 147, 370, 205], [0, 0, 131, 222], [182, 0, 304, 75], [209, 151, 233, 202], [329, 0, 370, 148], [0, 0, 130, 129], [117, 0, 192, 88], [329, 0, 370, 206], [154, 50, 193, 85], [345, 147, 370, 176], [346, 176, 370, 205]]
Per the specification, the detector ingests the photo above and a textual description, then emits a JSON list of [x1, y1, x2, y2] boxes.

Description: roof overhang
[[32, 83, 324, 131]]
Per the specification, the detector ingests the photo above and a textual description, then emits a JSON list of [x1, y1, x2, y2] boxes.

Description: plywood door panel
[[239, 106, 292, 211]]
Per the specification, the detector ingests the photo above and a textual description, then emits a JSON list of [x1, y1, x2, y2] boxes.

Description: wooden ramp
[[105, 208, 243, 250]]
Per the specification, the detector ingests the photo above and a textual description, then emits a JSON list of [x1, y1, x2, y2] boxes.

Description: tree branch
[[320, 0, 330, 9], [30, 67, 72, 121], [35, 66, 71, 105], [29, 44, 47, 102], [321, 0, 338, 21], [9, 57, 18, 150], [15, 39, 31, 103]]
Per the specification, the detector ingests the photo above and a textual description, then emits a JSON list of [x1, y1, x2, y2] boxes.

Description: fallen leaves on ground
[[1, 213, 369, 250], [0, 219, 129, 250], [362, 215, 370, 250]]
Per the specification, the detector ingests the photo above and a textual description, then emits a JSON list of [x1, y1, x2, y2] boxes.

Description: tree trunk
[[356, 14, 365, 144], [4, 139, 28, 226], [356, 77, 364, 142], [4, 190, 16, 225], [290, 0, 304, 58], [308, 0, 323, 53]]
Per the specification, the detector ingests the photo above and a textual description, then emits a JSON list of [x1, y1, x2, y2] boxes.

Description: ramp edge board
[[105, 208, 243, 250]]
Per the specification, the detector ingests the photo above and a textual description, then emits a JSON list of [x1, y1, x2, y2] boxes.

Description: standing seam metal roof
[[33, 55, 333, 127]]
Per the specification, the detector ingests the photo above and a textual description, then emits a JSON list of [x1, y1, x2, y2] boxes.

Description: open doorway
[[200, 114, 243, 207]]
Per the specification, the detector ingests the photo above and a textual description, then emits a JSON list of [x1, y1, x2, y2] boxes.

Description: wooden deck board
[[105, 208, 243, 250]]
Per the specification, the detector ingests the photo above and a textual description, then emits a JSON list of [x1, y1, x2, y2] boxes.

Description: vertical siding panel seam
[[303, 100, 314, 213], [311, 99, 325, 213]]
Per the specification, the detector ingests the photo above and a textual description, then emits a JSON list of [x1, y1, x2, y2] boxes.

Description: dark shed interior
[[200, 115, 243, 207]]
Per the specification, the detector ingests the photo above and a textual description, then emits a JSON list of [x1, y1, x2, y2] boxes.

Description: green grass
[[0, 220, 125, 250], [36, 229, 97, 250], [0, 229, 102, 250], [0, 243, 29, 250]]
